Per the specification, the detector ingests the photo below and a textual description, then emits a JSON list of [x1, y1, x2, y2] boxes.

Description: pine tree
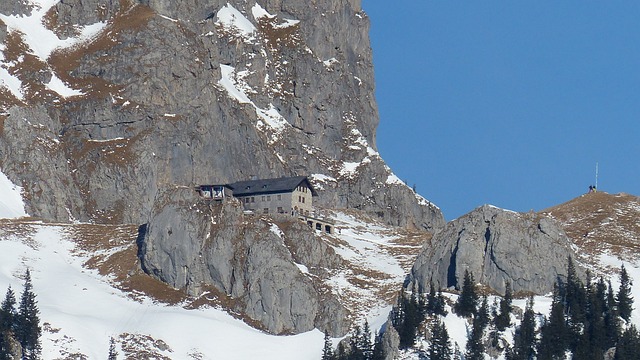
[[604, 279, 620, 348], [397, 291, 421, 349], [538, 284, 567, 360], [336, 343, 347, 360], [349, 325, 364, 360], [565, 257, 586, 325], [322, 332, 334, 360], [435, 289, 447, 316], [511, 297, 536, 360], [360, 321, 373, 360], [618, 264, 633, 322], [0, 287, 17, 333], [465, 296, 489, 360], [371, 333, 385, 360], [428, 320, 452, 360], [494, 282, 513, 331], [427, 281, 438, 315], [15, 270, 41, 360], [107, 337, 118, 360], [454, 270, 478, 318], [615, 325, 640, 360]]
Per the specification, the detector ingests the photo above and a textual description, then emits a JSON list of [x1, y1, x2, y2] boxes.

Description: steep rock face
[[409, 205, 578, 295], [139, 187, 348, 335], [0, 0, 445, 231]]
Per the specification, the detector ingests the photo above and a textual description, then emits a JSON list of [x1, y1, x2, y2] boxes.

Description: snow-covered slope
[[0, 219, 326, 359], [0, 169, 27, 218], [0, 207, 432, 358]]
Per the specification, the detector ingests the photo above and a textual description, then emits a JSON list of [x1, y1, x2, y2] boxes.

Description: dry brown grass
[[541, 192, 640, 264], [48, 2, 154, 99]]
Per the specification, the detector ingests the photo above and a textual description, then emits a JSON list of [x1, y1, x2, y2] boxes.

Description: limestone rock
[[0, 0, 444, 233], [139, 187, 348, 335], [380, 321, 400, 360], [408, 205, 578, 295]]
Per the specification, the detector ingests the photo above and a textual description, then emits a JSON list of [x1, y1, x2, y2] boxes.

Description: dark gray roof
[[227, 176, 317, 197]]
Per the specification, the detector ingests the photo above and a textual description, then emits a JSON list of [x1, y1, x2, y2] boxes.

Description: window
[[277, 194, 282, 200], [245, 198, 250, 203], [262, 196, 265, 201], [263, 208, 269, 214], [277, 207, 283, 213], [251, 197, 255, 203], [302, 197, 305, 203], [267, 195, 271, 201]]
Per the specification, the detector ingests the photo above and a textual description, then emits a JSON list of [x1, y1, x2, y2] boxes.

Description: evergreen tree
[[0, 287, 17, 333], [108, 337, 117, 360], [360, 321, 373, 360], [604, 279, 620, 348], [618, 264, 633, 322], [454, 270, 478, 318], [494, 282, 513, 331], [537, 284, 567, 360], [466, 296, 489, 360], [371, 333, 385, 360], [511, 297, 536, 360], [396, 291, 421, 349], [15, 270, 41, 360], [615, 325, 640, 360], [476, 296, 490, 332], [349, 325, 364, 360], [428, 320, 452, 360], [564, 257, 586, 326], [322, 332, 334, 360], [336, 343, 347, 360], [435, 289, 447, 316], [465, 320, 485, 360], [426, 282, 447, 316], [426, 281, 438, 314], [0, 332, 8, 360], [453, 343, 462, 360]]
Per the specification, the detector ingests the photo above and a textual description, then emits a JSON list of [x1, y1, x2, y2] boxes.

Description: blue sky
[[362, 2, 640, 220]]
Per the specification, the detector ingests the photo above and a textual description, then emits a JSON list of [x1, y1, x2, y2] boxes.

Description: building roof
[[227, 176, 318, 197]]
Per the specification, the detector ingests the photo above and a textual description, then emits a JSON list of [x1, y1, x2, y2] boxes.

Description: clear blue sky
[[362, 1, 640, 220]]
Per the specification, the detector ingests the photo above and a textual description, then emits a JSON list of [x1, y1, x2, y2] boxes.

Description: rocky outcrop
[[139, 187, 348, 336], [0, 0, 444, 232], [380, 321, 400, 360], [408, 205, 578, 295]]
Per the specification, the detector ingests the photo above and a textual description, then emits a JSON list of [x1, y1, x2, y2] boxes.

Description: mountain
[[3, 0, 640, 359], [0, 0, 444, 231], [1, 0, 444, 347], [0, 173, 430, 358]]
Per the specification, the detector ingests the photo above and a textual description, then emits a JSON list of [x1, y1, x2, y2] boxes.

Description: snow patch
[[218, 64, 289, 140], [216, 3, 256, 41], [251, 4, 299, 28], [269, 223, 284, 239], [0, 3, 105, 62], [0, 223, 326, 358], [0, 170, 27, 219], [309, 174, 337, 190], [323, 58, 339, 67], [46, 74, 83, 97]]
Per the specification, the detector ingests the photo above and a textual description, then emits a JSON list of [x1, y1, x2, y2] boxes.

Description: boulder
[[409, 205, 578, 295]]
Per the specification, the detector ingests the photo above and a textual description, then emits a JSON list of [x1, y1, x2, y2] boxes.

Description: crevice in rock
[[446, 238, 460, 288]]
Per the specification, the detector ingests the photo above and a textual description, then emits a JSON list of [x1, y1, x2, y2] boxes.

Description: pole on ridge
[[595, 162, 599, 190]]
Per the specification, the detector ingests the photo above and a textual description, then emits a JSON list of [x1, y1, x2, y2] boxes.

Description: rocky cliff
[[0, 0, 444, 231], [139, 186, 348, 335], [408, 205, 578, 295]]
